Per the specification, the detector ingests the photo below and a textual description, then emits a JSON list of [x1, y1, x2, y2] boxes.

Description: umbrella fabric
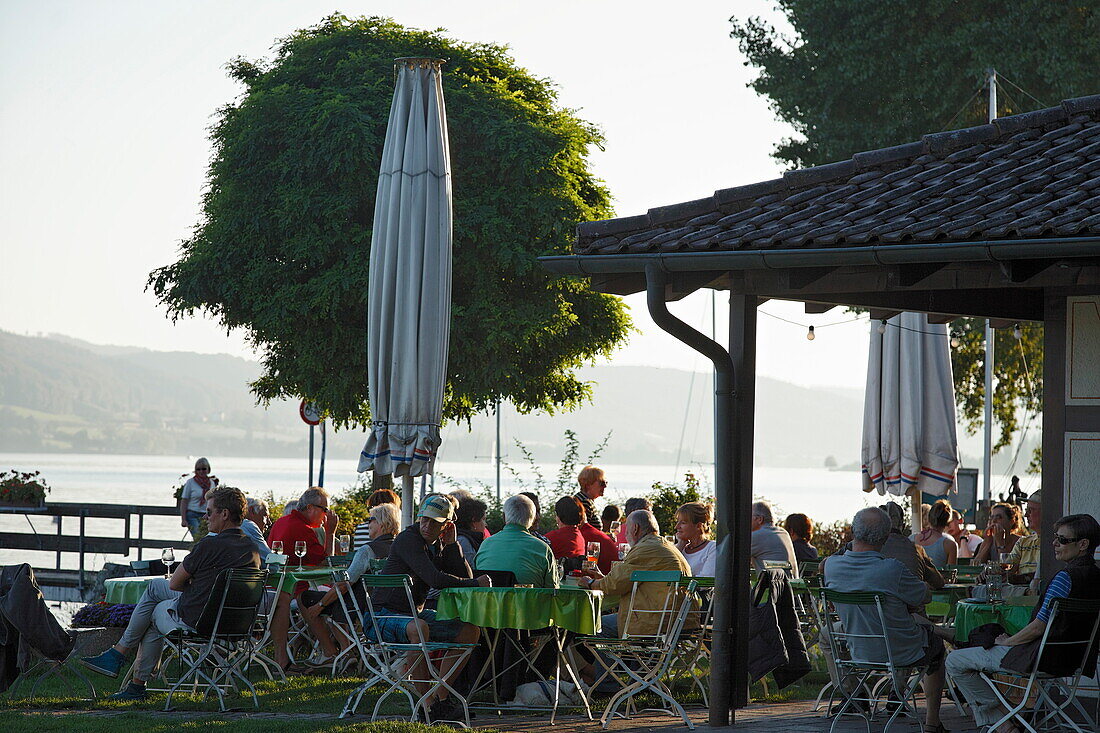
[[862, 312, 959, 496], [359, 59, 452, 480]]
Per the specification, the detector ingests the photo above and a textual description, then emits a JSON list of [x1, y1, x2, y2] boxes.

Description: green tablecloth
[[437, 587, 603, 635], [104, 577, 153, 604], [274, 565, 340, 594], [954, 600, 1034, 643]]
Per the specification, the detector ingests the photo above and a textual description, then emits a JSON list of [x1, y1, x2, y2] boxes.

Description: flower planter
[[0, 499, 46, 511]]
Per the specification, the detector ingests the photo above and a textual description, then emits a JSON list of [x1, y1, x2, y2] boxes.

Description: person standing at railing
[[179, 457, 218, 538]]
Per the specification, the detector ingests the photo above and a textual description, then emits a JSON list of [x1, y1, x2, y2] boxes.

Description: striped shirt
[[353, 521, 371, 551], [1036, 570, 1072, 623]]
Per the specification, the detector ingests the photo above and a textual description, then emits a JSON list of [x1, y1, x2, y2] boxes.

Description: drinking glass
[[617, 542, 629, 561], [999, 552, 1012, 571], [339, 534, 351, 555], [609, 520, 620, 536], [270, 540, 283, 555], [584, 541, 601, 570], [161, 547, 175, 578], [294, 540, 307, 567]]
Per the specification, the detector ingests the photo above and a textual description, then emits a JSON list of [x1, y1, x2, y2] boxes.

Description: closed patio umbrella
[[862, 312, 959, 532], [359, 58, 452, 527]]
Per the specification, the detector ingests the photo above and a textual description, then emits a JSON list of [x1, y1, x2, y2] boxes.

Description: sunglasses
[[598, 479, 608, 487], [205, 507, 225, 517], [1053, 534, 1081, 545], [368, 517, 379, 523]]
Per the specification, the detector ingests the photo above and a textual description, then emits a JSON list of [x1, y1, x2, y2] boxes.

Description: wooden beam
[[804, 302, 838, 314], [869, 309, 902, 321], [896, 262, 948, 288], [786, 267, 836, 290], [989, 318, 1016, 329], [926, 314, 962, 324], [786, 289, 1044, 321], [1002, 260, 1056, 283]]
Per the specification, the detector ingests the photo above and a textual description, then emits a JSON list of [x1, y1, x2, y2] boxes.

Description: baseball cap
[[418, 495, 454, 523]]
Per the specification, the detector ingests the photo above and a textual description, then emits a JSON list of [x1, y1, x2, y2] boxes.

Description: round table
[[954, 599, 1034, 643], [104, 576, 155, 604], [437, 586, 603, 635]]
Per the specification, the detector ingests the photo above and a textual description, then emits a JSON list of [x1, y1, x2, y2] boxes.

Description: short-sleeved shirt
[[750, 524, 800, 576], [267, 509, 327, 566], [683, 540, 716, 577], [545, 525, 586, 559], [177, 527, 260, 629], [1007, 533, 1041, 576], [475, 523, 557, 587], [181, 477, 214, 514]]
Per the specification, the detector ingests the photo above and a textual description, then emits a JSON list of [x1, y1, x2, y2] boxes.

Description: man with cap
[[1005, 490, 1042, 586], [370, 494, 491, 721]]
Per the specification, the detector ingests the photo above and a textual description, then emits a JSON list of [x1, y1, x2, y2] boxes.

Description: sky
[[0, 0, 875, 390]]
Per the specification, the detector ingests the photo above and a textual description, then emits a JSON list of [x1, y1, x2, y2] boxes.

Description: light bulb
[[877, 320, 887, 334], [806, 325, 815, 341], [950, 335, 960, 348], [1013, 325, 1023, 340]]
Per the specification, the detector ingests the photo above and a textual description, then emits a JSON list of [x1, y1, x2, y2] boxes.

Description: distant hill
[[0, 330, 869, 467]]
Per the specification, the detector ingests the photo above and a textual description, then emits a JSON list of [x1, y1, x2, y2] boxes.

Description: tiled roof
[[576, 95, 1100, 256]]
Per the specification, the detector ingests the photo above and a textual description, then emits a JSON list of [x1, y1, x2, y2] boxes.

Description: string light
[[1013, 324, 1023, 340], [877, 320, 887, 334], [806, 325, 815, 341], [950, 333, 960, 348]]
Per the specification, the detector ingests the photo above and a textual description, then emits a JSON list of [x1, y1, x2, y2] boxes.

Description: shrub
[[645, 472, 710, 537], [0, 469, 50, 505]]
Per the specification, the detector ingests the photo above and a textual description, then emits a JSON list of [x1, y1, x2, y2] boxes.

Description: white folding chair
[[247, 552, 287, 681], [341, 574, 477, 726], [820, 589, 928, 733], [980, 597, 1100, 733]]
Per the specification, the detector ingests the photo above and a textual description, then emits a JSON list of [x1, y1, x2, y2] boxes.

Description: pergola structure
[[540, 94, 1100, 726]]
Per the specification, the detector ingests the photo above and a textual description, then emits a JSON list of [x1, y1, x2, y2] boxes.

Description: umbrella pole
[[401, 475, 415, 527]]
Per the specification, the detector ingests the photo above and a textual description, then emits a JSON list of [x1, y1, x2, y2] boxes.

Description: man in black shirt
[[81, 487, 259, 700], [372, 494, 490, 720]]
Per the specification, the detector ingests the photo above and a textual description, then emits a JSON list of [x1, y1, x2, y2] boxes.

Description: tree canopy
[[731, 2, 1098, 463], [149, 15, 630, 426]]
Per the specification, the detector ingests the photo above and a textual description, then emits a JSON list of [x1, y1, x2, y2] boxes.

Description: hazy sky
[[0, 0, 874, 389]]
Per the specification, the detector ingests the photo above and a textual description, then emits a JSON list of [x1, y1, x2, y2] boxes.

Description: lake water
[[1, 451, 1033, 571]]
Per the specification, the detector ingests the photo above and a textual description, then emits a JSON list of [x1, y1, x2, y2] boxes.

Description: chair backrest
[[193, 567, 268, 638], [481, 569, 516, 587], [357, 574, 423, 648], [621, 570, 684, 639], [821, 588, 913, 671], [1033, 597, 1100, 678], [130, 559, 169, 576], [798, 560, 820, 578]]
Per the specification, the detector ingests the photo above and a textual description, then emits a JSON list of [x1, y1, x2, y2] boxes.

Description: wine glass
[[161, 547, 175, 578], [999, 552, 1012, 577], [339, 534, 351, 555], [294, 540, 307, 567], [585, 541, 601, 570], [609, 520, 621, 537], [617, 542, 630, 561], [270, 540, 283, 556]]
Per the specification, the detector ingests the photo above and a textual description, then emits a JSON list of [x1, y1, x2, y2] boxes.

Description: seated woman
[[946, 513, 1100, 733], [601, 504, 622, 535], [973, 501, 1026, 565], [454, 497, 488, 559], [675, 501, 716, 577], [353, 488, 400, 550], [784, 512, 819, 564], [302, 502, 400, 625], [947, 509, 982, 560], [544, 496, 587, 563], [910, 499, 958, 567]]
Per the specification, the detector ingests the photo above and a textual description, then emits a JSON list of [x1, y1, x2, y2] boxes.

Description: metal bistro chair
[[162, 567, 268, 712], [246, 552, 288, 681], [669, 575, 715, 706], [342, 574, 478, 726], [979, 597, 1100, 733], [581, 570, 699, 729], [819, 589, 929, 733]]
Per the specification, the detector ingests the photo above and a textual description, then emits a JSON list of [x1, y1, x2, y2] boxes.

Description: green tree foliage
[[730, 2, 1093, 464], [646, 472, 707, 537], [148, 15, 630, 426]]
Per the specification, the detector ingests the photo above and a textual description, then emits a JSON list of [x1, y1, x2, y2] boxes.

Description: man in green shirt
[[475, 495, 557, 587]]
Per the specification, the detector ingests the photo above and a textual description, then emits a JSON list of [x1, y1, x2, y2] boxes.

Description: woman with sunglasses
[[946, 513, 1100, 733], [178, 457, 218, 538]]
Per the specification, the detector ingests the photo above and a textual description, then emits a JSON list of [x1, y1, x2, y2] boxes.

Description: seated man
[[80, 487, 260, 700], [266, 487, 340, 671], [242, 496, 272, 561], [475, 494, 557, 587], [750, 500, 799, 576], [1005, 490, 1042, 587], [822, 507, 947, 733], [371, 494, 490, 721], [576, 509, 694, 638], [946, 513, 1100, 733]]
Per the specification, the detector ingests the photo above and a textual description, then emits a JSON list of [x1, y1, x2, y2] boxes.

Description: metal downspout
[[645, 263, 739, 726]]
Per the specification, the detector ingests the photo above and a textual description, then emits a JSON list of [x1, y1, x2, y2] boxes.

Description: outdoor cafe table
[[954, 598, 1035, 644], [104, 576, 155, 604], [436, 586, 602, 720]]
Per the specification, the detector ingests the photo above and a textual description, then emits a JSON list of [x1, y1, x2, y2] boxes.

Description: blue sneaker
[[80, 647, 125, 678], [108, 682, 147, 701]]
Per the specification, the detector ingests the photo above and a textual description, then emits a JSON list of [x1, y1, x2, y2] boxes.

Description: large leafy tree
[[149, 15, 630, 426], [731, 2, 1098, 460]]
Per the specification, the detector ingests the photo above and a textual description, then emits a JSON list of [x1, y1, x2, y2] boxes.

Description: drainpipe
[[645, 263, 739, 726]]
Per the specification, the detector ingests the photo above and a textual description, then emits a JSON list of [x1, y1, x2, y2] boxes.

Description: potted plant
[[0, 469, 50, 509]]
